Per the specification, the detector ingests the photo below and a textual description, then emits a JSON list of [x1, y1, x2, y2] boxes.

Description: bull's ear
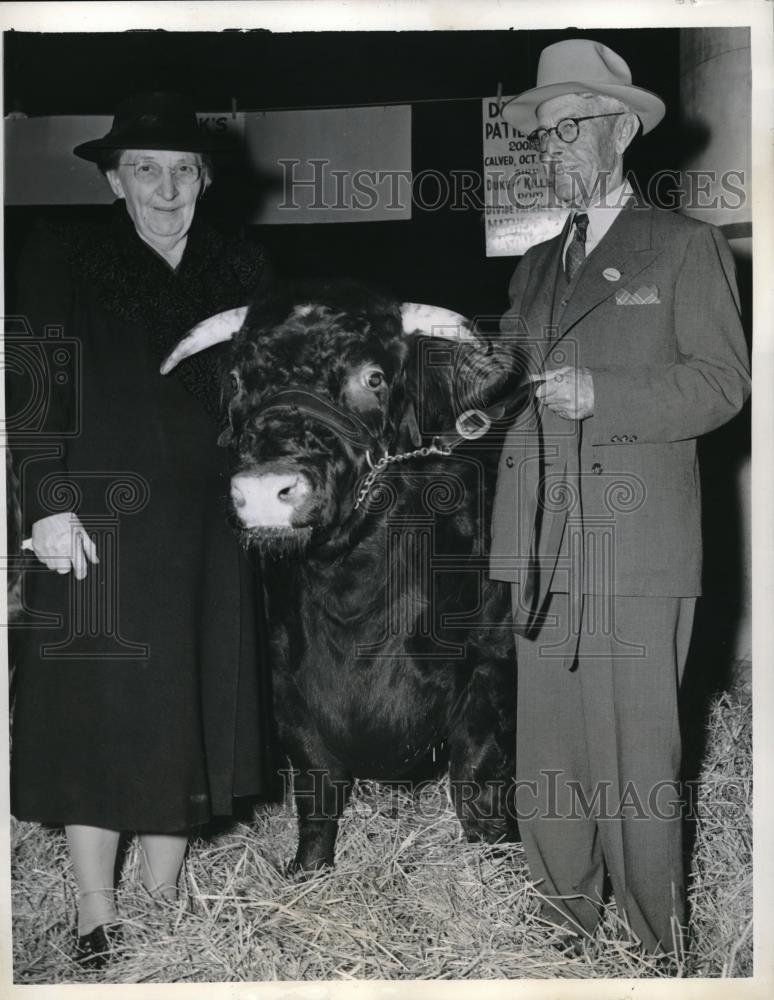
[[217, 426, 233, 448], [401, 302, 476, 341]]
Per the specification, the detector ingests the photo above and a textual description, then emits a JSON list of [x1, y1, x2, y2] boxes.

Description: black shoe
[[548, 932, 585, 958], [74, 922, 122, 969]]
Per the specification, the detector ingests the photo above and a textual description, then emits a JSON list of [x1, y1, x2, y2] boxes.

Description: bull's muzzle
[[231, 471, 312, 529]]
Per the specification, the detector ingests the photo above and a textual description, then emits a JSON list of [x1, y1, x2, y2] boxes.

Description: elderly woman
[[9, 92, 273, 967]]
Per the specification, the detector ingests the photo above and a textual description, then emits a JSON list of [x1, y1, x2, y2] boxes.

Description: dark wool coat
[[8, 204, 275, 831]]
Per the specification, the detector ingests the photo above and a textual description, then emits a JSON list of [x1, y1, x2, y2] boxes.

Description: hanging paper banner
[[5, 115, 115, 205], [482, 97, 567, 257], [4, 113, 245, 206], [245, 105, 411, 224], [4, 108, 410, 226]]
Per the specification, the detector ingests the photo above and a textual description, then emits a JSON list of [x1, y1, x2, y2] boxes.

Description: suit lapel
[[521, 214, 572, 360], [554, 200, 661, 345]]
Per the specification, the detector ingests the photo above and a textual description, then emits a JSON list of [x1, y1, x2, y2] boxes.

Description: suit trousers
[[513, 590, 696, 953]]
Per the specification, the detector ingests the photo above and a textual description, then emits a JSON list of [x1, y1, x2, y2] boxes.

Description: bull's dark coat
[[9, 206, 274, 831], [221, 283, 522, 869]]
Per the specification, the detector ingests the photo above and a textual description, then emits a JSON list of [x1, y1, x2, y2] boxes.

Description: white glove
[[26, 512, 99, 580]]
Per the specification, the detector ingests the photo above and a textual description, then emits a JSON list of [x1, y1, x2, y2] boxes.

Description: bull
[[163, 282, 530, 871]]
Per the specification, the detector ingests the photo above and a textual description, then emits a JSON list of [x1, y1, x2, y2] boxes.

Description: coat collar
[[54, 202, 264, 415], [518, 212, 574, 357], [558, 195, 660, 335], [523, 197, 662, 364]]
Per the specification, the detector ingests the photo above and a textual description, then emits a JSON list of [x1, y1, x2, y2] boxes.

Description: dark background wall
[[4, 27, 681, 318]]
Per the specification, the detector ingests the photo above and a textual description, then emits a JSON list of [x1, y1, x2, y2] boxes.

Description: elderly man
[[490, 39, 750, 954]]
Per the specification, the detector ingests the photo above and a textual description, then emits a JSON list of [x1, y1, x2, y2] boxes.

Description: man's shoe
[[548, 931, 585, 958]]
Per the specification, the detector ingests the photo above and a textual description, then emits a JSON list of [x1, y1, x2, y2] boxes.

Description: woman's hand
[[30, 513, 99, 580]]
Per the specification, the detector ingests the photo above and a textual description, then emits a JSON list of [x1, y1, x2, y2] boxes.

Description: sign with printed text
[[482, 97, 567, 257]]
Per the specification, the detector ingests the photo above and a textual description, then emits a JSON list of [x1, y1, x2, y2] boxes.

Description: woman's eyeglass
[[119, 161, 203, 184], [526, 113, 626, 152]]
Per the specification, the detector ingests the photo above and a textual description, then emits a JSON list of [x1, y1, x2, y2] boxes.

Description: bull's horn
[[401, 302, 475, 341], [160, 306, 248, 374]]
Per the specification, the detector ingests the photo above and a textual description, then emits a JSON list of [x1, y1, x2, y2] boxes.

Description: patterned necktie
[[564, 212, 589, 283]]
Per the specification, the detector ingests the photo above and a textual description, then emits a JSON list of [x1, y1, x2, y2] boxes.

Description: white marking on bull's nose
[[231, 472, 311, 528]]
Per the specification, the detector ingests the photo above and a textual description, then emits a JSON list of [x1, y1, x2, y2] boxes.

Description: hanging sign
[[4, 113, 245, 206], [245, 105, 411, 224], [482, 97, 567, 257], [4, 108, 410, 227]]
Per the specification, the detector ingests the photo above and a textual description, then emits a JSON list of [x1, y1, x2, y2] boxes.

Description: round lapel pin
[[603, 267, 621, 282]]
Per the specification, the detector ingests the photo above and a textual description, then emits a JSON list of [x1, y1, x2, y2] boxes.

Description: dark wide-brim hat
[[502, 39, 665, 136], [73, 91, 218, 162]]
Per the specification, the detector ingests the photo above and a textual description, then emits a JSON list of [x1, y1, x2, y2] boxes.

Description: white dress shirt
[[562, 179, 634, 267]]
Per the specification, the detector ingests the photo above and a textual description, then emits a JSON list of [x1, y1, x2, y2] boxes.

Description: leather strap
[[254, 389, 382, 451], [435, 376, 535, 452]]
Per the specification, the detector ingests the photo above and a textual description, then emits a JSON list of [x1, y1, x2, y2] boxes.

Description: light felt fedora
[[502, 39, 666, 135]]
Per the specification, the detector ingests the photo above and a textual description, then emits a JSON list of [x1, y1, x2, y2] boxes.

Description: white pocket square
[[615, 286, 660, 305]]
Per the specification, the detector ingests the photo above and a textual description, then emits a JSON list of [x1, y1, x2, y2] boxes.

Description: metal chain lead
[[354, 441, 453, 510]]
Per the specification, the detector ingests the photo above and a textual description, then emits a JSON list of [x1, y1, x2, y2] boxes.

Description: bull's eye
[[362, 368, 385, 390], [229, 370, 241, 393]]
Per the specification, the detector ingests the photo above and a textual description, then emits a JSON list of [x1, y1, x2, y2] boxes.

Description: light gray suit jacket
[[489, 200, 750, 616]]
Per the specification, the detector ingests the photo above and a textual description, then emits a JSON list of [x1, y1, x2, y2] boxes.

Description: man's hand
[[531, 366, 595, 420], [30, 512, 99, 580]]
